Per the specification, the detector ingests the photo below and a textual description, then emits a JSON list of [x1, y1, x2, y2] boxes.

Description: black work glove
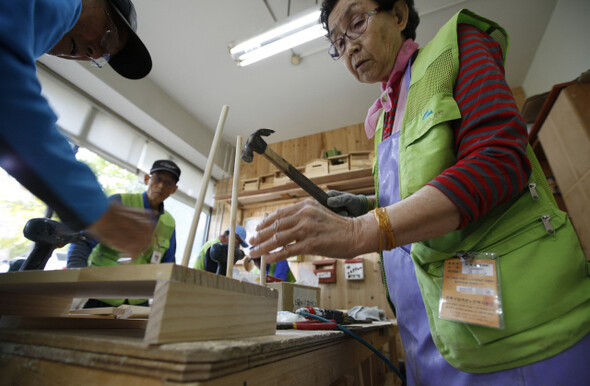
[[210, 243, 245, 265], [326, 190, 372, 218]]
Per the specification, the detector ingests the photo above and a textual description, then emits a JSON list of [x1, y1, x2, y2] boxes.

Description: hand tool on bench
[[19, 218, 84, 271], [241, 128, 334, 211], [277, 320, 338, 330]]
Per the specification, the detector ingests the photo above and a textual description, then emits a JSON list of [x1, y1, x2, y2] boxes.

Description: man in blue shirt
[[0, 0, 153, 258]]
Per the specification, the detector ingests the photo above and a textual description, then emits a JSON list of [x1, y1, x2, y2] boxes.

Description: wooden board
[[0, 264, 278, 344], [0, 322, 395, 384]]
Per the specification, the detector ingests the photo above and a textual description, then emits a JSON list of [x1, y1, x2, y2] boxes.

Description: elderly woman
[[249, 0, 590, 384]]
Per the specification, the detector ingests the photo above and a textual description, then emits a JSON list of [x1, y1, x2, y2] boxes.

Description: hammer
[[241, 128, 332, 211]]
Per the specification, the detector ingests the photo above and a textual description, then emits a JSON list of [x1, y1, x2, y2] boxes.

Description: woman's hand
[[248, 199, 379, 263]]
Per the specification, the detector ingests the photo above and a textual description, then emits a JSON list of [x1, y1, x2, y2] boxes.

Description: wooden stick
[[226, 135, 243, 278], [260, 256, 266, 286], [259, 212, 268, 286], [181, 105, 229, 267]]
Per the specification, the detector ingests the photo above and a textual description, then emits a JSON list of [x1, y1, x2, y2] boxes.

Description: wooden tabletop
[[0, 321, 396, 385]]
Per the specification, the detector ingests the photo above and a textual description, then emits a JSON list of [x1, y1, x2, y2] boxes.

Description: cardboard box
[[538, 83, 590, 258], [267, 282, 321, 312]]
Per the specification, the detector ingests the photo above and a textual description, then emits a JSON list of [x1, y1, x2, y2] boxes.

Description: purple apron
[[378, 62, 590, 385]]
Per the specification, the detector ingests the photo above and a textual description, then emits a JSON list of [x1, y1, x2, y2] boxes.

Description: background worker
[[194, 226, 248, 275], [66, 160, 180, 308], [0, 0, 154, 258], [249, 0, 590, 384], [245, 258, 296, 283]]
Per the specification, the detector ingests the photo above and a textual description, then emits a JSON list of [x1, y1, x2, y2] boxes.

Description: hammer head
[[241, 128, 275, 163]]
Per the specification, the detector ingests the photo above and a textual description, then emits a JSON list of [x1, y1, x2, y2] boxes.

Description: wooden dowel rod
[[181, 105, 229, 267], [226, 135, 243, 278], [260, 256, 266, 286], [259, 212, 268, 286]]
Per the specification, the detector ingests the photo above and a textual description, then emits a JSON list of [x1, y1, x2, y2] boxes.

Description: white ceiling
[[39, 0, 557, 177]]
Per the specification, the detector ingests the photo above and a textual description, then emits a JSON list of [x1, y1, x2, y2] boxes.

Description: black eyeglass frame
[[328, 8, 382, 60], [91, 2, 120, 68]]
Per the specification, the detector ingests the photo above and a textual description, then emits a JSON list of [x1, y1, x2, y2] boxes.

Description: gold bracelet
[[372, 207, 396, 252]]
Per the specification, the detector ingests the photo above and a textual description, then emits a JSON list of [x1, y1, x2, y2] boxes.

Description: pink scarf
[[364, 39, 419, 138]]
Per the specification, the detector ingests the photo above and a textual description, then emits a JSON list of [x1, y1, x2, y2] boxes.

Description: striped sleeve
[[427, 24, 531, 228]]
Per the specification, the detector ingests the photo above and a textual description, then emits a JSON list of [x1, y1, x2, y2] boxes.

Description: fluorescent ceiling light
[[229, 5, 325, 67]]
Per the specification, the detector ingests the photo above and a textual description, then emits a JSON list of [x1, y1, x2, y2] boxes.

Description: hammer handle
[[263, 147, 331, 210]]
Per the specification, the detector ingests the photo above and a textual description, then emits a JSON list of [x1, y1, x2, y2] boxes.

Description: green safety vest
[[253, 263, 297, 283], [89, 193, 175, 306], [194, 237, 222, 270], [373, 9, 590, 373]]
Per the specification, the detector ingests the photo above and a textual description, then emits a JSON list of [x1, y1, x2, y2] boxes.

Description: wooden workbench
[[0, 321, 398, 385]]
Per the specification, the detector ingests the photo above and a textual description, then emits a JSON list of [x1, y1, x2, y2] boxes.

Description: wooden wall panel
[[218, 122, 393, 318], [288, 254, 394, 319], [240, 123, 372, 180]]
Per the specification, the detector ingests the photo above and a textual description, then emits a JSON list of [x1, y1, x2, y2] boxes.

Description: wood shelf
[[215, 168, 375, 208]]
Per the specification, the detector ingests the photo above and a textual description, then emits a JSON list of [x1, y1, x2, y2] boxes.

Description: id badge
[[150, 250, 163, 264], [439, 252, 504, 329]]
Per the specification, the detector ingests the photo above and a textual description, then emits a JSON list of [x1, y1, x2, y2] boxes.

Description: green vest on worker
[[253, 263, 297, 283], [89, 193, 175, 306], [373, 9, 590, 373], [193, 237, 222, 270]]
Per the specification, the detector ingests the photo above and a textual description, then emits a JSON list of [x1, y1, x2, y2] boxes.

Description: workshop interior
[[1, 0, 589, 384]]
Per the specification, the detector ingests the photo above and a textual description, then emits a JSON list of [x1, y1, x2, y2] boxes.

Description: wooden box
[[0, 264, 278, 344], [242, 178, 260, 191], [273, 167, 305, 186], [538, 83, 590, 257], [259, 173, 275, 189], [274, 170, 290, 186], [312, 259, 337, 283], [304, 159, 329, 178], [344, 258, 364, 280], [327, 154, 350, 174], [267, 282, 320, 312], [349, 151, 372, 169]]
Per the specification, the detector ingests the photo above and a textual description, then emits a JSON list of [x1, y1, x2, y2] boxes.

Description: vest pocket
[[399, 93, 460, 198], [402, 93, 461, 147], [459, 212, 588, 345]]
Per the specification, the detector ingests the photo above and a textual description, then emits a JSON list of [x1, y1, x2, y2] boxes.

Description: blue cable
[[297, 310, 406, 385]]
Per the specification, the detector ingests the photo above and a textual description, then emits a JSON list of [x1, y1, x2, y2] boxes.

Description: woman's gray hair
[[320, 0, 420, 41]]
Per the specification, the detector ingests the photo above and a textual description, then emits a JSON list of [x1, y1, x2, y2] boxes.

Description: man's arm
[[66, 234, 97, 269], [0, 2, 153, 258], [0, 0, 109, 231]]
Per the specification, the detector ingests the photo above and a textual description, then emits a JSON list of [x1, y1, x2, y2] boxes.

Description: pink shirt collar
[[364, 39, 419, 138]]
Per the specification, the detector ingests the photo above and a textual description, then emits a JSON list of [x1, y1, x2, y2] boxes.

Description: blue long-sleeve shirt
[[0, 0, 109, 231], [66, 192, 176, 268]]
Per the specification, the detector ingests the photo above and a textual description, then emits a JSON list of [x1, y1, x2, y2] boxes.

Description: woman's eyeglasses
[[329, 8, 381, 60]]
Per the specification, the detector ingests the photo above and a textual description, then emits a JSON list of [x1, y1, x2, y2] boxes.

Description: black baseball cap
[[150, 160, 181, 181], [107, 0, 152, 79]]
